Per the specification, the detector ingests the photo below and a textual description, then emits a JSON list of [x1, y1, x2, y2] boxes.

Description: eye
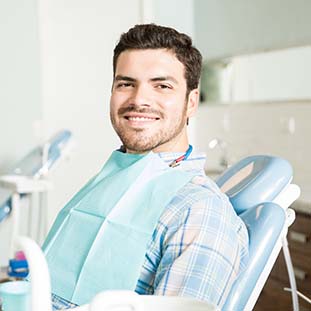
[[155, 84, 172, 90], [116, 82, 134, 88]]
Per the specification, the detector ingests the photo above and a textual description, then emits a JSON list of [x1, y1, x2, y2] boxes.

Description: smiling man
[[46, 24, 249, 310], [110, 48, 196, 153]]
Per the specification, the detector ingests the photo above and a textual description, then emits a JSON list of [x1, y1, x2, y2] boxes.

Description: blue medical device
[[8, 258, 29, 278]]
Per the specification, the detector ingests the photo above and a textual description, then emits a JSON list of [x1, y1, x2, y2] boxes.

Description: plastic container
[[0, 281, 30, 311]]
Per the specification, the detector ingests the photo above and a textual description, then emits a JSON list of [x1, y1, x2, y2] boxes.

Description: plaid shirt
[[52, 151, 249, 310]]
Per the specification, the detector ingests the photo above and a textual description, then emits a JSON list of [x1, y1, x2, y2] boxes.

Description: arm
[[153, 193, 249, 308]]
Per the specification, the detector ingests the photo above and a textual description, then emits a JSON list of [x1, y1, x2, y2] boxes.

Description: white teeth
[[128, 117, 156, 121]]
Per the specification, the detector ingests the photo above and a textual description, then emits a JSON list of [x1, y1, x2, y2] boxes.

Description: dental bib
[[42, 151, 193, 305]]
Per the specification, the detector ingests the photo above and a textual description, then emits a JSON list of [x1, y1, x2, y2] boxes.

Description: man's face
[[110, 49, 198, 153]]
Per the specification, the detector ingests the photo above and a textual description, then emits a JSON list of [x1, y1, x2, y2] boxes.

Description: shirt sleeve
[[152, 192, 249, 308]]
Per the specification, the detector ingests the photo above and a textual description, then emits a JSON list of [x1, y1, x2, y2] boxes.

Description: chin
[[123, 143, 154, 153], [122, 138, 160, 153]]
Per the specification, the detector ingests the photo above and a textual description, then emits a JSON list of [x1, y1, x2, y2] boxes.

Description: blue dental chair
[[217, 155, 300, 311]]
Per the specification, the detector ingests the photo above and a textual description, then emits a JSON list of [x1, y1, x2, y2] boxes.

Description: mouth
[[123, 114, 160, 125]]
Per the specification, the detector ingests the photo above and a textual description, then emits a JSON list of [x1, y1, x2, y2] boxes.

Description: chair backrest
[[215, 155, 298, 310], [216, 155, 293, 215], [223, 202, 286, 310]]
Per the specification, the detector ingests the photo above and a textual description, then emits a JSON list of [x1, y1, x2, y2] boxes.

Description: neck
[[126, 133, 189, 154], [152, 138, 189, 153]]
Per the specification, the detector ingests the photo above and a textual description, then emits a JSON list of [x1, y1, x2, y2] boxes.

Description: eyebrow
[[150, 76, 178, 84], [114, 75, 178, 84], [114, 75, 136, 82]]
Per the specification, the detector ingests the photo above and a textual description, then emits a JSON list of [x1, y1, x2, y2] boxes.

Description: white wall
[[0, 0, 42, 265], [152, 0, 195, 37], [195, 0, 311, 60], [195, 101, 311, 203], [0, 0, 42, 173]]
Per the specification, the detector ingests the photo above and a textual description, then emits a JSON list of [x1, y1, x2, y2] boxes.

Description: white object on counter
[[15, 236, 52, 311]]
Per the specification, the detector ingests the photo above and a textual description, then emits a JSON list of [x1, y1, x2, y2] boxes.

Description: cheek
[[162, 97, 186, 115], [110, 93, 123, 112]]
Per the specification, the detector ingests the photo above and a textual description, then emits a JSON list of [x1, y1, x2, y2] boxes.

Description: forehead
[[115, 49, 186, 82]]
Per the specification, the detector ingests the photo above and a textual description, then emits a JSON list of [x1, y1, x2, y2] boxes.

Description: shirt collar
[[117, 146, 207, 176], [158, 150, 207, 176]]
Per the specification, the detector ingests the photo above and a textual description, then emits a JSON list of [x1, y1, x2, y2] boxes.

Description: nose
[[129, 84, 152, 107]]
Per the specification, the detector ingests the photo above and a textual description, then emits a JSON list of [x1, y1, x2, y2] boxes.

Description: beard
[[110, 103, 188, 153]]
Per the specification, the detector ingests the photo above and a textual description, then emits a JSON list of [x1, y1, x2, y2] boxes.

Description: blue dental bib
[[43, 151, 193, 305]]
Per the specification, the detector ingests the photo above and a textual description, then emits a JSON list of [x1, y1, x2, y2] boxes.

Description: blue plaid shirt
[[52, 151, 249, 310]]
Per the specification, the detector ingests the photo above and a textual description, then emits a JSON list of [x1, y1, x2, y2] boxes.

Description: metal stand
[[0, 175, 52, 258]]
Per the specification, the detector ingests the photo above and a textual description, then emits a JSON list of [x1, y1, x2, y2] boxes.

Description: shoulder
[[158, 175, 243, 234], [146, 174, 249, 272], [166, 174, 234, 216]]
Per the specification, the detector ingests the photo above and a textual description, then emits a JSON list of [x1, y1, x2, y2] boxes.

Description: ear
[[186, 88, 199, 118]]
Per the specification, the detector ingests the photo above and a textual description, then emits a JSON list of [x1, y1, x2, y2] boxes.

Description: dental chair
[[12, 155, 300, 311], [218, 155, 300, 311]]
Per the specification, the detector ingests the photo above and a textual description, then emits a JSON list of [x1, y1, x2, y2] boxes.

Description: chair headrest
[[216, 155, 293, 214]]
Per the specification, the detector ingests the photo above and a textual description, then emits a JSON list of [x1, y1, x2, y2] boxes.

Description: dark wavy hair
[[113, 24, 202, 95]]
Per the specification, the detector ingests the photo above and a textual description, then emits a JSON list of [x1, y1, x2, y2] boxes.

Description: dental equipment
[[0, 176, 52, 258], [0, 130, 73, 256], [0, 130, 73, 224]]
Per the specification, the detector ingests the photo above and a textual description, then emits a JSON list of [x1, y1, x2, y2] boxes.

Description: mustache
[[118, 106, 164, 118]]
